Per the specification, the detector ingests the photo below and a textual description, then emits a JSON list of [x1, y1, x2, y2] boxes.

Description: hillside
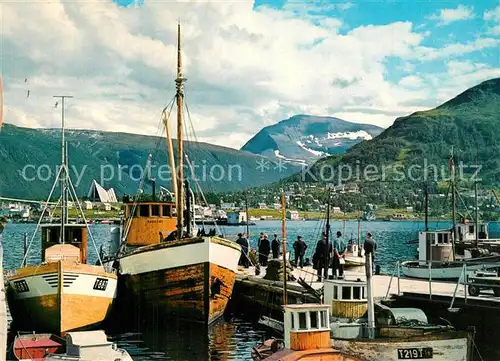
[[302, 78, 500, 186], [241, 115, 384, 165], [0, 124, 300, 200]]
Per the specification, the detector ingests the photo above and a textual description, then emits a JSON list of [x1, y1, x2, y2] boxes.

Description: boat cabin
[[345, 241, 364, 257], [283, 304, 331, 351], [123, 201, 177, 246], [324, 278, 367, 319], [41, 224, 88, 264], [456, 217, 488, 242], [418, 230, 454, 265]]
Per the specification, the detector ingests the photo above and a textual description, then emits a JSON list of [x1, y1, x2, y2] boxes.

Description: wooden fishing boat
[[6, 98, 117, 334], [109, 23, 241, 325], [11, 330, 133, 361], [253, 255, 475, 361], [400, 228, 500, 280], [324, 274, 474, 361], [7, 225, 117, 333]]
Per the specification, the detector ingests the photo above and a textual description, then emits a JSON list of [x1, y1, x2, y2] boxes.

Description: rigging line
[[152, 96, 177, 166], [183, 101, 224, 234], [456, 189, 474, 220], [65, 167, 103, 266], [183, 101, 220, 197], [20, 165, 64, 267], [184, 153, 223, 236]]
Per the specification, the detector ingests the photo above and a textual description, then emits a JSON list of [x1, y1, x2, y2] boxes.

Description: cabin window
[[362, 287, 366, 299], [353, 286, 361, 300], [309, 311, 318, 329], [443, 234, 449, 243], [426, 233, 435, 243], [133, 206, 139, 217], [291, 313, 295, 329], [320, 310, 328, 328], [151, 205, 160, 217], [298, 312, 307, 330], [333, 286, 338, 300], [437, 233, 443, 244], [140, 205, 150, 217], [342, 286, 351, 300], [162, 205, 171, 217], [469, 225, 474, 234]]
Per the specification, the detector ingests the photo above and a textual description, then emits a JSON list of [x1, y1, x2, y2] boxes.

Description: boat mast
[[424, 181, 429, 232], [324, 189, 331, 281], [54, 95, 73, 243], [474, 150, 479, 246], [245, 190, 250, 237], [281, 192, 287, 305], [450, 146, 457, 257], [175, 22, 186, 240]]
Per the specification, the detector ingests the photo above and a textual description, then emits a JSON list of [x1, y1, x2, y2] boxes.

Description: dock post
[[365, 252, 375, 339], [428, 262, 432, 301], [397, 261, 401, 295], [464, 263, 467, 305], [23, 232, 28, 266]]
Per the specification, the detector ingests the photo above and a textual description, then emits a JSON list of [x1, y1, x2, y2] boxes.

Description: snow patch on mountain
[[296, 140, 330, 157], [327, 130, 372, 141]]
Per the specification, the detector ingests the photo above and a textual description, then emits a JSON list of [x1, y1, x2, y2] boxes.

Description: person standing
[[258, 234, 270, 266], [332, 231, 346, 279], [271, 234, 280, 259], [236, 233, 250, 268], [363, 232, 377, 269], [293, 236, 307, 268], [313, 232, 332, 281]]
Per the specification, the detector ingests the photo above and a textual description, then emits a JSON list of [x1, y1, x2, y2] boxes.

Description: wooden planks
[[289, 330, 330, 351], [126, 261, 237, 324]]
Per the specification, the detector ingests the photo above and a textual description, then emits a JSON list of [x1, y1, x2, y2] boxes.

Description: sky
[[0, 0, 499, 149]]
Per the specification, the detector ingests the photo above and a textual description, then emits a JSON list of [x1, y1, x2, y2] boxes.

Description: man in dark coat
[[236, 233, 249, 268], [364, 232, 377, 269], [271, 234, 280, 259], [313, 232, 332, 281], [293, 236, 307, 268], [258, 234, 271, 266]]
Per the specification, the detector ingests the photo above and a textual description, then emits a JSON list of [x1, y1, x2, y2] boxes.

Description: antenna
[[53, 95, 73, 243]]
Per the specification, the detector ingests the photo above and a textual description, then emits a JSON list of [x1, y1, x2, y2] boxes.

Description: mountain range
[[0, 124, 300, 200], [301, 77, 500, 187], [241, 115, 384, 165]]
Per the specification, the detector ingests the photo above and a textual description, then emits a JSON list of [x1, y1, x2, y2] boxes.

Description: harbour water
[[3, 220, 500, 360]]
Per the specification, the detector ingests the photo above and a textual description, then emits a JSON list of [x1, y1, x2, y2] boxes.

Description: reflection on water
[[109, 318, 268, 361]]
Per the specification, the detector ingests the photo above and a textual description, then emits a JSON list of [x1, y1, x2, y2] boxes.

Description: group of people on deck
[[235, 232, 309, 268], [235, 229, 377, 281], [313, 231, 376, 281]]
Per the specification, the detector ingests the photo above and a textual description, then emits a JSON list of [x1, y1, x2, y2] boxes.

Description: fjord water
[[3, 220, 500, 360]]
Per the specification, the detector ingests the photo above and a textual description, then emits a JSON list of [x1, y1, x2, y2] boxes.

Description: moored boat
[[400, 228, 500, 280], [11, 330, 133, 361], [6, 97, 117, 334], [108, 23, 241, 325], [253, 254, 475, 361]]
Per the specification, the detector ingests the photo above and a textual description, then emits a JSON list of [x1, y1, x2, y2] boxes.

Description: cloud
[[428, 5, 475, 26], [484, 5, 500, 22], [399, 75, 423, 88], [0, 0, 498, 151], [484, 5, 500, 35]]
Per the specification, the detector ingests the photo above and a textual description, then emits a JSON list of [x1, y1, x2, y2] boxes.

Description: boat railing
[[384, 260, 470, 302]]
